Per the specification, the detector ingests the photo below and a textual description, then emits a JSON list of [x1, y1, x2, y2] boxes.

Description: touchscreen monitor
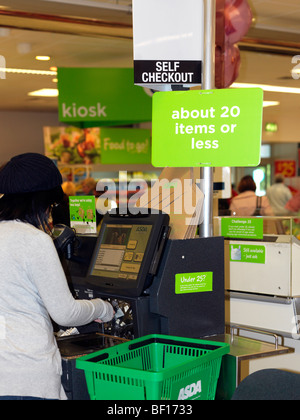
[[91, 223, 152, 281], [87, 211, 170, 297]]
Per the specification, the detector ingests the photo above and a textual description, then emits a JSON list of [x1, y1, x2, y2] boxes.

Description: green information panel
[[101, 128, 151, 164], [152, 88, 263, 167], [221, 218, 263, 240], [230, 244, 265, 264], [69, 196, 96, 234], [175, 272, 213, 294]]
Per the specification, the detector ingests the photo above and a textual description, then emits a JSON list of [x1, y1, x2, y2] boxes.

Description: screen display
[[91, 224, 152, 281]]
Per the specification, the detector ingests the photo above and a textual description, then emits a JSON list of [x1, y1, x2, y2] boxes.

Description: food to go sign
[[152, 88, 264, 167]]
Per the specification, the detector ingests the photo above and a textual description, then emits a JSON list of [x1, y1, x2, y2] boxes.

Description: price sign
[[274, 160, 296, 178]]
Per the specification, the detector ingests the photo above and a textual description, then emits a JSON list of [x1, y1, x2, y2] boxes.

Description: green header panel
[[57, 68, 152, 126], [152, 88, 263, 167]]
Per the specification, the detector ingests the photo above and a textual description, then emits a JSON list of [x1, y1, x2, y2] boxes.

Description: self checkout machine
[[226, 228, 300, 339], [55, 210, 225, 399]]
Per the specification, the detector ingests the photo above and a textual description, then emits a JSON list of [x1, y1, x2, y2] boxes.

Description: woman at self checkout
[[0, 153, 114, 400]]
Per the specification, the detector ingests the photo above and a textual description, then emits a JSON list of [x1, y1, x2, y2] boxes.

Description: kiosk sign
[[152, 88, 264, 167], [133, 0, 204, 91]]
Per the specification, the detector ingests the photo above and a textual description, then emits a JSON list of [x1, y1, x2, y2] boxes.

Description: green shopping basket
[[76, 334, 230, 400]]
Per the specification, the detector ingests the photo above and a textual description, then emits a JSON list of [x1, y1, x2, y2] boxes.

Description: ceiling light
[[232, 82, 300, 94], [36, 56, 51, 61], [28, 89, 58, 97], [0, 67, 57, 76], [263, 101, 280, 108]]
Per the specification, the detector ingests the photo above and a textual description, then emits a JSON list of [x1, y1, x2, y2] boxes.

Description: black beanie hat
[[0, 153, 63, 194]]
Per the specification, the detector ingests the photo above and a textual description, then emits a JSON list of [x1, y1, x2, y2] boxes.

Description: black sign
[[134, 60, 202, 85]]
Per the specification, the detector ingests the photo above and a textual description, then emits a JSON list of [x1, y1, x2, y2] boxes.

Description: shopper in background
[[81, 177, 96, 195], [0, 153, 114, 400], [285, 190, 300, 214], [266, 174, 293, 216], [230, 175, 273, 216]]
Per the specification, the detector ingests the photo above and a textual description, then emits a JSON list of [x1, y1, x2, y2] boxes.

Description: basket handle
[[129, 336, 221, 351], [87, 352, 109, 363]]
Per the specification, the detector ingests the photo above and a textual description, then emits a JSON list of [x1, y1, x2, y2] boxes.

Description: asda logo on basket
[[178, 380, 202, 400], [62, 102, 107, 119]]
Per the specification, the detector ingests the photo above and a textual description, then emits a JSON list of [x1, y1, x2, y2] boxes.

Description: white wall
[[0, 110, 63, 164], [272, 143, 298, 160]]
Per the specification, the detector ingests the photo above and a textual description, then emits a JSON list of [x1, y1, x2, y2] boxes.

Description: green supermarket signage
[[57, 68, 152, 126], [221, 218, 263, 240], [101, 128, 151, 164], [175, 272, 213, 295], [230, 244, 265, 264], [152, 88, 264, 167]]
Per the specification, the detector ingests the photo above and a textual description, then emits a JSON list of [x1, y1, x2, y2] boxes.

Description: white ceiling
[[0, 0, 299, 139]]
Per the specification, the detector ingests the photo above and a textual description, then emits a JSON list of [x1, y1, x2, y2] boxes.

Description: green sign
[[57, 68, 152, 126], [230, 244, 265, 264], [175, 272, 213, 294], [69, 196, 96, 234], [152, 88, 263, 167], [101, 128, 151, 164], [221, 218, 263, 240]]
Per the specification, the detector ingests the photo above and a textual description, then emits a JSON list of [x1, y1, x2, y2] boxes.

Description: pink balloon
[[224, 44, 241, 87], [225, 0, 253, 44]]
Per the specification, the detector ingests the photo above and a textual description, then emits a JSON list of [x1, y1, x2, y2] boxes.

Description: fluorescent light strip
[[263, 101, 280, 107], [28, 88, 58, 97], [0, 68, 57, 76], [232, 82, 300, 94], [36, 56, 51, 61], [44, 0, 131, 12]]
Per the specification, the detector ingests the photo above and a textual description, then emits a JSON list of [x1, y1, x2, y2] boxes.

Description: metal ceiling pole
[[199, 0, 216, 238]]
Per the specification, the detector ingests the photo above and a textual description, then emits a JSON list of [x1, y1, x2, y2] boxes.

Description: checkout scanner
[[54, 210, 225, 399]]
